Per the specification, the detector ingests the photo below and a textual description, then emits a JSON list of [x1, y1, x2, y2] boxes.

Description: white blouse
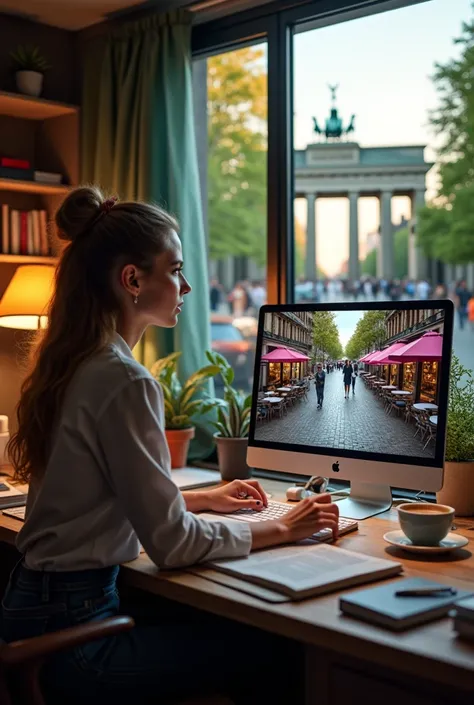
[[17, 333, 251, 571]]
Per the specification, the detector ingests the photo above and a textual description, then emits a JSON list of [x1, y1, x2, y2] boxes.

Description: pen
[[395, 587, 457, 597]]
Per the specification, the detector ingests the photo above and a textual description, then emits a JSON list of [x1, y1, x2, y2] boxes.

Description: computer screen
[[247, 301, 453, 517]]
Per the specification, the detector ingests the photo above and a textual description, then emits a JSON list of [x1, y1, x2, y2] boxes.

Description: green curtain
[[81, 11, 213, 458]]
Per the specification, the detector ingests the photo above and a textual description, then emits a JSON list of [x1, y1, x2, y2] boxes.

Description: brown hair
[[7, 185, 178, 484]]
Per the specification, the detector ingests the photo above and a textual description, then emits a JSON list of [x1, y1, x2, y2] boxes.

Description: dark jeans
[[2, 560, 302, 705], [351, 376, 356, 391], [316, 386, 324, 406], [458, 307, 467, 330]]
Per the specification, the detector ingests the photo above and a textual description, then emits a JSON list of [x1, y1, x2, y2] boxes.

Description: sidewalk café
[[260, 346, 310, 388], [360, 332, 442, 405]]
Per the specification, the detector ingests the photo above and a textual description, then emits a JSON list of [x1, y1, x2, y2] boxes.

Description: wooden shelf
[[0, 91, 78, 120], [0, 254, 57, 265], [0, 178, 70, 195]]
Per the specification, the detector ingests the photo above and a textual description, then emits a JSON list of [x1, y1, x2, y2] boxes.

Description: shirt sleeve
[[97, 377, 252, 569]]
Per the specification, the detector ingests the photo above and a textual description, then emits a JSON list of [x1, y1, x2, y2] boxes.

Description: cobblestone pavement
[[255, 372, 434, 458]]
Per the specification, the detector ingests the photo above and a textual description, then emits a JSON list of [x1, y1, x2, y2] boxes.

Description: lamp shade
[[0, 265, 55, 330]]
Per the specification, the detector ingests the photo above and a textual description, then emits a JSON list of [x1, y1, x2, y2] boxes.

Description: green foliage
[[207, 47, 267, 265], [150, 352, 221, 430], [345, 310, 386, 361], [418, 12, 474, 264], [206, 351, 252, 438], [361, 249, 376, 277], [313, 311, 343, 362], [10, 45, 50, 72], [445, 355, 474, 462]]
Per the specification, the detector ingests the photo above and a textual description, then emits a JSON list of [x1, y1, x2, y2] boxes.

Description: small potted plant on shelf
[[437, 354, 474, 516], [150, 351, 221, 469], [10, 45, 50, 97], [207, 351, 252, 481]]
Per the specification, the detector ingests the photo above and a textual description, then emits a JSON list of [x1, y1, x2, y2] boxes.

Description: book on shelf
[[0, 204, 50, 256], [0, 166, 34, 181]]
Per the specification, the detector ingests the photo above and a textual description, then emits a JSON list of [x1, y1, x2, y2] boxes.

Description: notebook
[[340, 577, 474, 631], [454, 595, 474, 621], [171, 467, 221, 490], [207, 542, 402, 600]]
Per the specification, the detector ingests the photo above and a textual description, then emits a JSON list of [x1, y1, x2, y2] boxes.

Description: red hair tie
[[101, 196, 118, 214]]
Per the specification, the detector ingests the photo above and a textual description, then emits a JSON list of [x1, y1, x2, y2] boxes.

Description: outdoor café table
[[413, 403, 438, 412], [277, 387, 292, 392], [382, 385, 397, 390], [264, 391, 276, 395], [391, 390, 412, 396], [429, 415, 438, 426], [265, 397, 283, 403]]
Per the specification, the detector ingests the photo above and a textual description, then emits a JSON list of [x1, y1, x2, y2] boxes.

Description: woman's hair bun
[[55, 185, 105, 242]]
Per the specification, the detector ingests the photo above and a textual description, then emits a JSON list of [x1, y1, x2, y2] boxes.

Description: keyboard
[[2, 506, 26, 521], [215, 500, 358, 543]]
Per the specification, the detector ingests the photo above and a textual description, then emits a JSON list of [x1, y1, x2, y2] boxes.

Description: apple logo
[[332, 462, 340, 473]]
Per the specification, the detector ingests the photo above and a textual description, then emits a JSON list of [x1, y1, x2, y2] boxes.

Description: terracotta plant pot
[[16, 70, 43, 97], [437, 461, 474, 516], [214, 434, 251, 481], [165, 427, 195, 469]]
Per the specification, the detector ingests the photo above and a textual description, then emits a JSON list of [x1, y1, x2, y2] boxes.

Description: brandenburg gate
[[296, 87, 432, 282]]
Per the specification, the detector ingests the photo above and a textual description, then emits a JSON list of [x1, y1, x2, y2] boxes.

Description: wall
[[0, 13, 79, 104]]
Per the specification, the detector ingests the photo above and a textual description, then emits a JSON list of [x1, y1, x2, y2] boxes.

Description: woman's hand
[[249, 493, 339, 550], [205, 479, 268, 514], [280, 493, 339, 542]]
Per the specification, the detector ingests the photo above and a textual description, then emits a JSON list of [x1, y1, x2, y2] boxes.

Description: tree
[[345, 310, 386, 361], [313, 311, 343, 362], [361, 249, 376, 277], [207, 47, 267, 265], [418, 12, 474, 263]]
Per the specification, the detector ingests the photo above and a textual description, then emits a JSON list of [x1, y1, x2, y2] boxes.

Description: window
[[194, 43, 268, 394], [291, 0, 473, 379]]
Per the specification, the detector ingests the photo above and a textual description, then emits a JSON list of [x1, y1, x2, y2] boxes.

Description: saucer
[[383, 530, 469, 554]]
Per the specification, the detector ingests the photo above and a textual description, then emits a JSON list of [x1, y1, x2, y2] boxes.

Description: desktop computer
[[247, 300, 453, 520]]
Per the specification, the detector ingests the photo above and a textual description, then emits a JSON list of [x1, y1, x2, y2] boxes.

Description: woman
[[351, 361, 358, 395], [343, 359, 353, 399], [2, 187, 339, 705]]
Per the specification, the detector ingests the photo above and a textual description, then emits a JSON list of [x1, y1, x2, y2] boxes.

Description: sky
[[334, 310, 363, 347], [292, 0, 472, 276]]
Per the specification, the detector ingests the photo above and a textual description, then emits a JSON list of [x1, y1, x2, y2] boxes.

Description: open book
[[208, 543, 402, 600]]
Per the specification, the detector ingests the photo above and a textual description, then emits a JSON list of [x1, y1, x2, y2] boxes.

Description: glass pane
[[194, 43, 268, 394], [293, 0, 473, 375]]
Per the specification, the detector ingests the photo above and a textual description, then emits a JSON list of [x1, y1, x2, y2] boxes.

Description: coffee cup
[[397, 503, 454, 546]]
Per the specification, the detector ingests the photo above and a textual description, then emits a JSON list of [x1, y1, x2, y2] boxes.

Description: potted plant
[[437, 354, 474, 516], [207, 351, 252, 481], [10, 45, 50, 97], [150, 352, 221, 469]]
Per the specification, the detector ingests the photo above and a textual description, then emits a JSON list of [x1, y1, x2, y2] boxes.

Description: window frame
[[191, 0, 425, 303]]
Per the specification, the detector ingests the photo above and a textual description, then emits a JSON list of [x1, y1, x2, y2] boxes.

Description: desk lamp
[[0, 264, 55, 330]]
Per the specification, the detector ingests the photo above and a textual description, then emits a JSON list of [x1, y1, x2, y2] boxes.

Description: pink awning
[[390, 331, 443, 362], [361, 351, 381, 363], [367, 342, 407, 365], [359, 352, 375, 363], [261, 346, 310, 363]]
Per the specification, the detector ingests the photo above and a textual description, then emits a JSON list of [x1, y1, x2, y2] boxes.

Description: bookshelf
[[0, 90, 79, 263]]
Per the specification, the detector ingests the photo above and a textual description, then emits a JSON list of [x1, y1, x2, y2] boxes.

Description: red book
[[0, 158, 30, 169], [20, 212, 28, 254]]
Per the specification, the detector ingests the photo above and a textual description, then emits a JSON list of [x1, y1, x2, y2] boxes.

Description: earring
[[134, 294, 138, 305]]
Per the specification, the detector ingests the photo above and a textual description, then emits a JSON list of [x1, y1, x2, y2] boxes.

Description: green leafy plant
[[207, 351, 252, 438], [150, 352, 221, 430], [445, 354, 474, 462], [10, 45, 50, 73]]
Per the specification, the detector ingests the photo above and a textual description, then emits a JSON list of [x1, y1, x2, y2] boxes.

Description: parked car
[[210, 314, 255, 393]]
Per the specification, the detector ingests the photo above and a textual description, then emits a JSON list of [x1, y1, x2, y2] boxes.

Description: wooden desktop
[[0, 476, 473, 705]]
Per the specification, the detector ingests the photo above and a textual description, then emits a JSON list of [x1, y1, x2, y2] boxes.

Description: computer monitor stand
[[334, 481, 393, 520]]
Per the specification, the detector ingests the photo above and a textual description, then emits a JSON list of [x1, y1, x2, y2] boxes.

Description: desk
[[0, 478, 473, 705]]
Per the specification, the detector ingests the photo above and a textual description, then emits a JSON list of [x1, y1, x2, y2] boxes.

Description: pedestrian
[[468, 294, 474, 332], [455, 279, 472, 331], [343, 359, 353, 399], [314, 363, 326, 409], [351, 361, 358, 394]]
